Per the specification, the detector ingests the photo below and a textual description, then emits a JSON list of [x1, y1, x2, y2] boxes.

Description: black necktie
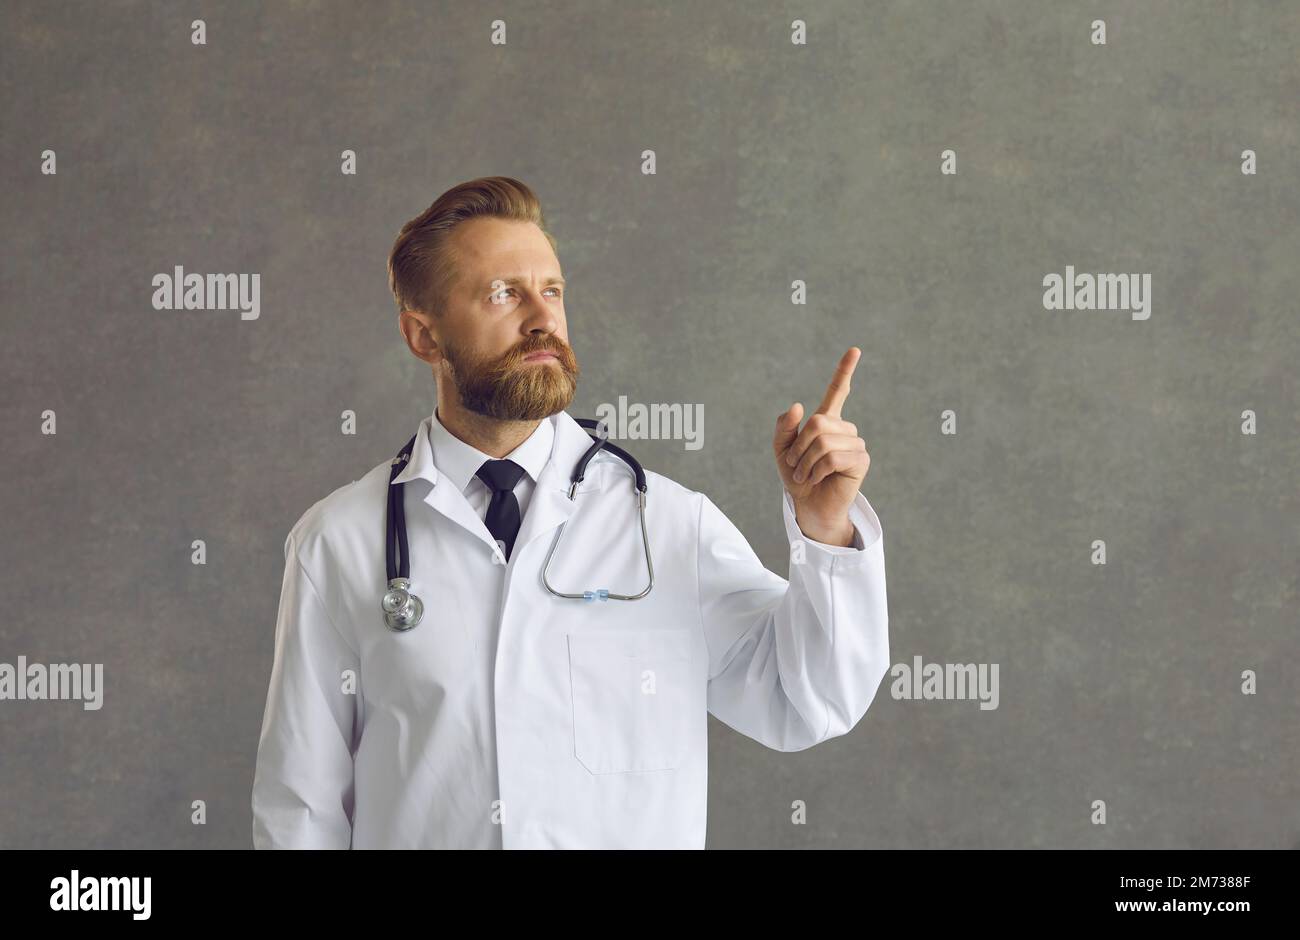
[[475, 459, 526, 561]]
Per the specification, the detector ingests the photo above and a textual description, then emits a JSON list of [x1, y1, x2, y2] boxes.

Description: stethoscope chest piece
[[382, 577, 424, 631]]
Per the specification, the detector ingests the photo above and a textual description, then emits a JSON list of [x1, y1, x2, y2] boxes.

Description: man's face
[[434, 218, 580, 421]]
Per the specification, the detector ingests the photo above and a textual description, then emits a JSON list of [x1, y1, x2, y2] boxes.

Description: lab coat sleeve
[[251, 532, 360, 849], [698, 487, 889, 752]]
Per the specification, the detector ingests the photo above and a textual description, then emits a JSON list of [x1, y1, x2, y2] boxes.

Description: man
[[251, 176, 889, 849]]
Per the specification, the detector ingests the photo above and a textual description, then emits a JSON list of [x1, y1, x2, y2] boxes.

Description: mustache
[[504, 338, 572, 364]]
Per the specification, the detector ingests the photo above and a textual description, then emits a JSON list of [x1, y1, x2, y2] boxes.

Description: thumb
[[773, 402, 804, 456]]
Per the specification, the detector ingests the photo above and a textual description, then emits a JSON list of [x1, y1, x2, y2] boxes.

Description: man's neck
[[435, 403, 542, 459]]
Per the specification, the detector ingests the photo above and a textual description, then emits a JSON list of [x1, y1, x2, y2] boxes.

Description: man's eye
[[489, 287, 561, 302]]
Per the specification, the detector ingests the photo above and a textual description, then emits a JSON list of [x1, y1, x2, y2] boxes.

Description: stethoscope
[[382, 418, 655, 631]]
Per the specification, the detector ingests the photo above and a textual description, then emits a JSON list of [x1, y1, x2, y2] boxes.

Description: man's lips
[[521, 351, 559, 362]]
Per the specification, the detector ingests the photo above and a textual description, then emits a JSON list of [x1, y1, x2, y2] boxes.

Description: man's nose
[[519, 292, 559, 332]]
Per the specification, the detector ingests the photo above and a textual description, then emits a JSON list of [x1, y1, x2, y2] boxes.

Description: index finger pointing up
[[814, 346, 861, 418]]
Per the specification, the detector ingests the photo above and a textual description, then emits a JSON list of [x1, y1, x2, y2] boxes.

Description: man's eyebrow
[[485, 275, 566, 289]]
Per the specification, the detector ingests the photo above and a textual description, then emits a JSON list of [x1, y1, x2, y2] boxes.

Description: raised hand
[[772, 347, 871, 546]]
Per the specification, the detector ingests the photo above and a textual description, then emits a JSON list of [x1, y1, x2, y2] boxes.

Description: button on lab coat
[[251, 409, 890, 848]]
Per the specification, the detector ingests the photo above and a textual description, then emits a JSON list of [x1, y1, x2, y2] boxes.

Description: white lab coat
[[251, 409, 889, 849]]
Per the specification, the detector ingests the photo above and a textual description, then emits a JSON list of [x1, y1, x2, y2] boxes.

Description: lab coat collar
[[389, 409, 602, 561]]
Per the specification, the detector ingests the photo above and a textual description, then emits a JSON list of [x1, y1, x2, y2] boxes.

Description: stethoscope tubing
[[382, 419, 652, 630]]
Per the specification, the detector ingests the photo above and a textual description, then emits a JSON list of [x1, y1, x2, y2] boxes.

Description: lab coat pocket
[[567, 628, 693, 775]]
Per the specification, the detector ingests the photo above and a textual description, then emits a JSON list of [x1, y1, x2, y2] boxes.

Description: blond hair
[[387, 176, 558, 317]]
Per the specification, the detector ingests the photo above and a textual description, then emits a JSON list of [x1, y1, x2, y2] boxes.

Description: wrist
[[794, 510, 855, 547]]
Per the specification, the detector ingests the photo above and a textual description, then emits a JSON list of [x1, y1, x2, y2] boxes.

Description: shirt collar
[[431, 407, 554, 495], [391, 409, 605, 498], [394, 407, 555, 495]]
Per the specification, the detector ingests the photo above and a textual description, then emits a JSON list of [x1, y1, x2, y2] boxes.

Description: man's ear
[[398, 308, 441, 365]]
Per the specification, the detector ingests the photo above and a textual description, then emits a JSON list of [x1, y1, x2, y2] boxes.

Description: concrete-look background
[[1, 0, 1296, 849]]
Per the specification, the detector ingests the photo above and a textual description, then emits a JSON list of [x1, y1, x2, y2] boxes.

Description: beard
[[441, 333, 580, 421]]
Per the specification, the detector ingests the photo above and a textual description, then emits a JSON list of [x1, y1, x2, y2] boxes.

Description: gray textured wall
[[1, 0, 1296, 849]]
